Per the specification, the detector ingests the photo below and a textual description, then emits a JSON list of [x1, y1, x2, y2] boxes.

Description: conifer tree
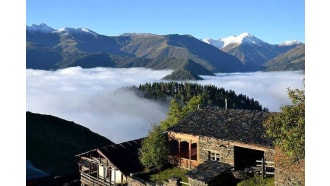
[[160, 99, 182, 130], [160, 95, 203, 130]]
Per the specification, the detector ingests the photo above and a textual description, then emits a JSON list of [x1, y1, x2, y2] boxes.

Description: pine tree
[[160, 95, 203, 130], [160, 99, 182, 130]]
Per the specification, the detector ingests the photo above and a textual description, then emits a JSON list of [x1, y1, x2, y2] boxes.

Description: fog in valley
[[199, 71, 304, 112], [26, 67, 305, 143]]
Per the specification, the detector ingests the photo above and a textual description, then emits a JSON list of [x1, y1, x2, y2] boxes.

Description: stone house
[[167, 107, 275, 171], [76, 107, 275, 186]]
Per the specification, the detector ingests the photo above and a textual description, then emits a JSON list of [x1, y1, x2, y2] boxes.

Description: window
[[209, 151, 221, 162]]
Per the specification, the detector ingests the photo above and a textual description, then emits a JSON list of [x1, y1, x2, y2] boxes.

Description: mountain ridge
[[201, 32, 304, 69], [26, 23, 305, 79]]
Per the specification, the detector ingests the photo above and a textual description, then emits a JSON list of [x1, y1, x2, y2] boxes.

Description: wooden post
[[114, 169, 116, 186], [109, 167, 112, 185], [97, 164, 99, 179], [256, 158, 265, 178], [189, 140, 192, 169], [179, 138, 181, 167], [262, 158, 265, 179]]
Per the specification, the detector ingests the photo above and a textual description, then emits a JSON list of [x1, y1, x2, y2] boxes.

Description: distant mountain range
[[202, 32, 305, 71], [27, 23, 305, 80]]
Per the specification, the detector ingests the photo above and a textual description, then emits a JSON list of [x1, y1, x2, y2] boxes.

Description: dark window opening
[[234, 146, 264, 170], [180, 141, 189, 159], [191, 143, 197, 160], [169, 139, 179, 155]]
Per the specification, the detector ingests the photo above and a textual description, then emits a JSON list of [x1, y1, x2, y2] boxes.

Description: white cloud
[[26, 67, 173, 143], [26, 67, 305, 143], [199, 71, 305, 112]]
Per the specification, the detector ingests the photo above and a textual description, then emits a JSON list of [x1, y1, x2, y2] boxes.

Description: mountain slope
[[202, 33, 303, 70], [26, 111, 114, 176], [120, 34, 249, 72], [27, 24, 261, 80], [263, 44, 305, 71]]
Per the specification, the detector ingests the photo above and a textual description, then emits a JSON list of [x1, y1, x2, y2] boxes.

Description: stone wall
[[264, 148, 275, 162], [163, 177, 182, 186], [188, 177, 208, 186], [275, 166, 305, 186], [199, 136, 235, 166], [127, 176, 184, 186], [274, 148, 305, 186], [127, 175, 146, 186], [199, 136, 275, 169]]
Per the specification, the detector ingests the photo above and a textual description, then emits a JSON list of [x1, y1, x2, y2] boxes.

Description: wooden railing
[[180, 181, 190, 185], [80, 172, 113, 186], [256, 158, 275, 178]]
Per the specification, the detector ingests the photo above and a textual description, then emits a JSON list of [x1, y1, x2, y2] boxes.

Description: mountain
[[27, 23, 55, 33], [27, 24, 263, 80], [26, 111, 114, 176], [202, 33, 303, 70], [263, 43, 305, 71]]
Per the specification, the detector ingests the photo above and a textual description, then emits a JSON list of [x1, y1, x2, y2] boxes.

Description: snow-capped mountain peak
[[278, 40, 301, 46], [221, 32, 266, 48], [239, 32, 252, 38], [201, 38, 224, 48], [26, 23, 55, 33], [202, 32, 267, 49], [27, 23, 98, 36], [54, 27, 98, 35]]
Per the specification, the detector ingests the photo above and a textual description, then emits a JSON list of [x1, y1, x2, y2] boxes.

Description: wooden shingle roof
[[168, 107, 273, 147]]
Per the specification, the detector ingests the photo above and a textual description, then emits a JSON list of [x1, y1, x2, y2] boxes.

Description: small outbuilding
[[186, 160, 234, 186]]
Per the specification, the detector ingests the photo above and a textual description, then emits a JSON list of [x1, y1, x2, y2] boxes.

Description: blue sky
[[26, 0, 305, 44]]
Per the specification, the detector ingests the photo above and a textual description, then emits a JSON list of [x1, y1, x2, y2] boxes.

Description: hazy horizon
[[26, 67, 304, 143]]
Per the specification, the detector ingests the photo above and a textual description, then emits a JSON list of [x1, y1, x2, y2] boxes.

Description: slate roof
[[168, 107, 273, 147], [97, 138, 145, 175], [186, 160, 232, 182]]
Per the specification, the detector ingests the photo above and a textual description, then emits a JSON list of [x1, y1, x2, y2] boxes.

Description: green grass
[[146, 167, 189, 183], [237, 176, 274, 186]]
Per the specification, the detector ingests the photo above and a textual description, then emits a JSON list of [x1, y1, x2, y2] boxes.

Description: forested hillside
[[130, 82, 266, 111]]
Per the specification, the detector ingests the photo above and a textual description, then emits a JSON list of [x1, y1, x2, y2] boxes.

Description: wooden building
[[76, 138, 145, 186], [167, 107, 275, 170]]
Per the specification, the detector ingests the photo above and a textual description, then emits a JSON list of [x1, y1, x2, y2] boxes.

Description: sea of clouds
[[26, 67, 304, 143]]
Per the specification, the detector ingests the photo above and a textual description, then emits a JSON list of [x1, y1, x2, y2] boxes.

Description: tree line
[[131, 82, 267, 111]]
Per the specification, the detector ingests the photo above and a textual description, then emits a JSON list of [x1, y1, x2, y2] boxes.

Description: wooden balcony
[[80, 172, 113, 186]]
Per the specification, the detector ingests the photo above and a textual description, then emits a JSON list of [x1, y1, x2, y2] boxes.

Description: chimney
[[225, 98, 228, 109]]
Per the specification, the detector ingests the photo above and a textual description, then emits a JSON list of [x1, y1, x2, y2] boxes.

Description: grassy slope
[[26, 111, 114, 176], [263, 44, 305, 71]]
